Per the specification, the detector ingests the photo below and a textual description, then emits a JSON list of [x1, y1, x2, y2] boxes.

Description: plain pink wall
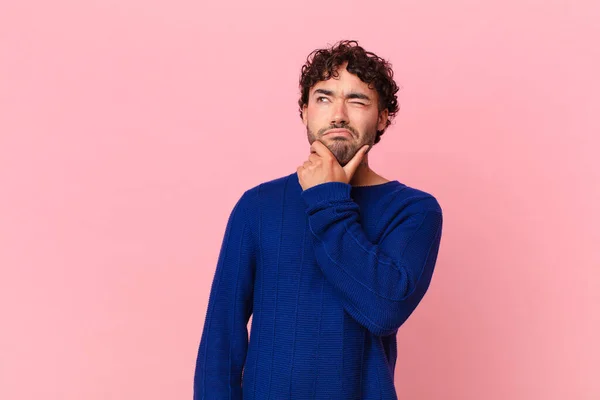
[[1, 0, 598, 399]]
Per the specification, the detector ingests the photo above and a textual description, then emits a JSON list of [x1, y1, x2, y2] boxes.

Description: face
[[302, 63, 388, 166]]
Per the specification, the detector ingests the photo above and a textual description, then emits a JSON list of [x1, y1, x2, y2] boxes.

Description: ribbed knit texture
[[193, 172, 443, 400]]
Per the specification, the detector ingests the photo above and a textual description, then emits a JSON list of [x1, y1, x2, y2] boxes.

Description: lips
[[324, 129, 353, 138]]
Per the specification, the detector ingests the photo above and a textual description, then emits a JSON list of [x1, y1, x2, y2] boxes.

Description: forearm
[[301, 182, 443, 335]]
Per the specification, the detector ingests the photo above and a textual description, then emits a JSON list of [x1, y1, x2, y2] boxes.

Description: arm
[[301, 182, 443, 336], [193, 189, 257, 400]]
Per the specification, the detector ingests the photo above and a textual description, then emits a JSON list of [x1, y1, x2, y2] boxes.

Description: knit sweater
[[193, 172, 443, 400]]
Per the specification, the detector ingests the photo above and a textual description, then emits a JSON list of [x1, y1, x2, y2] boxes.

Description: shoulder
[[241, 172, 298, 202], [235, 172, 297, 212], [228, 173, 296, 242], [388, 182, 443, 216], [378, 183, 443, 244]]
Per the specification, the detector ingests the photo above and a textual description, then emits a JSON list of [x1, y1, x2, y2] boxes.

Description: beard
[[306, 123, 375, 167]]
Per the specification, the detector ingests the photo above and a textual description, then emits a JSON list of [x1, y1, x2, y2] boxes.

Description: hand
[[297, 141, 370, 191]]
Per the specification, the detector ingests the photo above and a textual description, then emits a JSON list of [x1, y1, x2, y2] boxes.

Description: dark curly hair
[[298, 40, 400, 144]]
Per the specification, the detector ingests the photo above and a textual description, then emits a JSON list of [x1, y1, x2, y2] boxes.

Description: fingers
[[308, 153, 320, 163], [310, 140, 332, 158], [342, 145, 369, 177]]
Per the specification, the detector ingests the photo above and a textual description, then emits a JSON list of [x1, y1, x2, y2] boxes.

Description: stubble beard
[[306, 126, 374, 167]]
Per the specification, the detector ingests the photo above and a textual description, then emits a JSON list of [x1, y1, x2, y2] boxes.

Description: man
[[193, 40, 443, 400]]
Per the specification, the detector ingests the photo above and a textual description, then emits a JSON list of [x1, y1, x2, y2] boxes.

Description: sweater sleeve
[[193, 189, 257, 400], [301, 181, 443, 336]]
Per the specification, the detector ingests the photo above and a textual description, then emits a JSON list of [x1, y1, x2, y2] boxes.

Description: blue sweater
[[194, 172, 443, 399]]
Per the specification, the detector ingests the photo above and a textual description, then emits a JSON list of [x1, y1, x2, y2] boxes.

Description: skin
[[297, 62, 391, 190]]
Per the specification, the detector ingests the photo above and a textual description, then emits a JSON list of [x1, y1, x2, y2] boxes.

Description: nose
[[330, 100, 349, 125]]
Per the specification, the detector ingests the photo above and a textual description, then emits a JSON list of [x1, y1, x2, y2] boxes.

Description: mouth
[[323, 129, 353, 138]]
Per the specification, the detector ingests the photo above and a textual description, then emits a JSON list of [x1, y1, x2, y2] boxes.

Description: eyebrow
[[312, 88, 372, 101]]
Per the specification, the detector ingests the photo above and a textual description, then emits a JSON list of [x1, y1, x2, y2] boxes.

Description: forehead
[[311, 67, 376, 96]]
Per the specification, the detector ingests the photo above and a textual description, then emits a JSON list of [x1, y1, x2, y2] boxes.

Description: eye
[[316, 96, 330, 103]]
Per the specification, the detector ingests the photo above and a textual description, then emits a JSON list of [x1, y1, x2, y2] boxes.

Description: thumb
[[343, 145, 369, 179]]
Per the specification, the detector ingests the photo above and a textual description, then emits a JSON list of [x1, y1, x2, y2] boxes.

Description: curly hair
[[298, 40, 400, 144]]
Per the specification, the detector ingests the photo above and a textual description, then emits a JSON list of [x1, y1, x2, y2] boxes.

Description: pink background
[[1, 1, 598, 399]]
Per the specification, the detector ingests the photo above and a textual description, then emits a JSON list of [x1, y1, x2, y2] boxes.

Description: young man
[[193, 40, 443, 400]]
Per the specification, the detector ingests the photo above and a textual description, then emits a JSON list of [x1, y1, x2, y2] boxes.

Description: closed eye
[[316, 97, 365, 106]]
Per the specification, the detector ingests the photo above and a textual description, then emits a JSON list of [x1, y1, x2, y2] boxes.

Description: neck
[[348, 156, 384, 187]]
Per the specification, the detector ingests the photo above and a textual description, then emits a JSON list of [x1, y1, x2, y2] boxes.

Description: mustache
[[317, 123, 358, 137]]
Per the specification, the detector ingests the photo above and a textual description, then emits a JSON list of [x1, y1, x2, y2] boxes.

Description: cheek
[[307, 104, 325, 119], [350, 110, 377, 130], [306, 108, 327, 128]]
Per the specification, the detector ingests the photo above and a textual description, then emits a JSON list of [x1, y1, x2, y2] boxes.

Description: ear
[[302, 104, 308, 126], [377, 108, 389, 132]]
